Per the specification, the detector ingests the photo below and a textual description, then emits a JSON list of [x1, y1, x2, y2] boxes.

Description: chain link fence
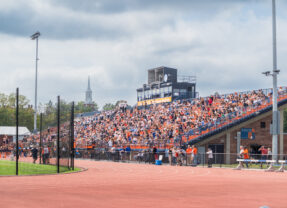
[[74, 148, 287, 170]]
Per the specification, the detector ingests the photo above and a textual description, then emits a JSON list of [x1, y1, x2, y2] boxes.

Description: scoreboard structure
[[137, 66, 196, 106]]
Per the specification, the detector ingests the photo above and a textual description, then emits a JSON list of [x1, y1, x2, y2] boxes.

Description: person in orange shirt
[[186, 145, 192, 165], [243, 146, 249, 168], [191, 145, 198, 165]]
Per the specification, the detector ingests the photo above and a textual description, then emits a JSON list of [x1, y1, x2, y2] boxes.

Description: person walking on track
[[31, 146, 38, 164]]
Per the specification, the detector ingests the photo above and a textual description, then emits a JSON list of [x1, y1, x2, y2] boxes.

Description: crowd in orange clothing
[[1, 87, 286, 153], [74, 88, 282, 149]]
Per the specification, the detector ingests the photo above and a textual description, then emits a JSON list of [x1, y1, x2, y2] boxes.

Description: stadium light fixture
[[31, 31, 41, 133], [31, 32, 40, 40], [262, 71, 271, 76], [262, 70, 280, 77], [274, 69, 280, 74]]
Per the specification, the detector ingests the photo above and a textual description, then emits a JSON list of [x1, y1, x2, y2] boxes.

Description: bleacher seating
[[72, 87, 287, 149]]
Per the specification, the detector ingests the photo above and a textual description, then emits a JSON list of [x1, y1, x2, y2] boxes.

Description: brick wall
[[202, 114, 287, 154]]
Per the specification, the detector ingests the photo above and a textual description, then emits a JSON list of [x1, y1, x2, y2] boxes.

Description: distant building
[[85, 76, 93, 105], [136, 66, 197, 106]]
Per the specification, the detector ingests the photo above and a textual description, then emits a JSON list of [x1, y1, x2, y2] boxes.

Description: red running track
[[1, 160, 287, 208]]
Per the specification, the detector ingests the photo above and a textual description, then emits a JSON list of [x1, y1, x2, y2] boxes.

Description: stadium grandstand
[[3, 87, 287, 165], [71, 87, 287, 158]]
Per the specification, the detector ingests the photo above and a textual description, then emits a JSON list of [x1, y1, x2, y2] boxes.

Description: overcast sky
[[0, 0, 287, 109]]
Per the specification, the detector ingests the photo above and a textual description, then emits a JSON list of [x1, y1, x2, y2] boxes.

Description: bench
[[277, 160, 287, 172], [235, 159, 276, 171]]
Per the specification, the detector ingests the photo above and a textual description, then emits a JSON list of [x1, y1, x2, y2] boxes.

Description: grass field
[[0, 160, 80, 175]]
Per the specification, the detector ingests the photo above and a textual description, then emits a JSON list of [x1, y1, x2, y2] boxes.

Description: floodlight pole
[[272, 0, 278, 161], [31, 32, 41, 133]]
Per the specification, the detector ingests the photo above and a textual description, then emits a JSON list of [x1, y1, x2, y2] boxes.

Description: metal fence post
[[16, 88, 19, 176], [70, 102, 75, 170], [203, 153, 205, 168], [39, 113, 43, 164], [185, 152, 188, 166], [57, 96, 60, 173]]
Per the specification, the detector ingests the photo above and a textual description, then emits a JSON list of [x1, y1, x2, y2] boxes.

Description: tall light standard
[[31, 31, 41, 133], [262, 0, 279, 161]]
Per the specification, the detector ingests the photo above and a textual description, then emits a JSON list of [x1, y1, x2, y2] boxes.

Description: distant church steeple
[[85, 76, 93, 105]]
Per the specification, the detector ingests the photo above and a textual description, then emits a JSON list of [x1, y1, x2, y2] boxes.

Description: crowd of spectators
[[74, 88, 281, 149], [0, 126, 69, 163], [1, 87, 286, 159]]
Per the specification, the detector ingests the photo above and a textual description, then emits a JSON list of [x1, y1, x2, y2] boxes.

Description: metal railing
[[74, 150, 287, 170]]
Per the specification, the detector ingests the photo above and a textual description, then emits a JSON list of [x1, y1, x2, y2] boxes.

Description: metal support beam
[[236, 131, 241, 155], [226, 132, 231, 164], [279, 110, 284, 159], [70, 102, 75, 170], [40, 113, 43, 164], [16, 88, 19, 176], [272, 0, 278, 161], [57, 96, 60, 173]]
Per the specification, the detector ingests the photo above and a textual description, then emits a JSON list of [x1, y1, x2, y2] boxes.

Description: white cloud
[[0, 0, 287, 109]]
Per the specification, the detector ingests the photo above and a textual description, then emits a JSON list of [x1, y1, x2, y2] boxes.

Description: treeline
[[40, 100, 99, 130], [102, 100, 131, 111], [0, 92, 34, 131], [0, 92, 98, 131]]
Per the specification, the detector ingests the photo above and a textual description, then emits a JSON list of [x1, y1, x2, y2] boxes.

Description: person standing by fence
[[172, 147, 177, 165], [267, 148, 272, 160], [259, 145, 268, 168], [175, 147, 181, 166], [125, 145, 131, 160], [191, 145, 198, 166], [165, 148, 170, 164], [259, 145, 268, 160], [179, 148, 186, 166], [186, 145, 192, 165], [153, 146, 158, 162], [243, 146, 249, 168], [43, 146, 49, 164], [237, 146, 245, 168], [206, 148, 213, 168]]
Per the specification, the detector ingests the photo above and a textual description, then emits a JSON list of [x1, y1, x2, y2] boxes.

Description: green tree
[[0, 91, 101, 131], [102, 103, 115, 111], [75, 101, 98, 114], [0, 93, 8, 107], [0, 92, 33, 130]]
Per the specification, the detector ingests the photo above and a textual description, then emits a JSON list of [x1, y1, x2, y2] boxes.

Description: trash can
[[155, 160, 162, 165]]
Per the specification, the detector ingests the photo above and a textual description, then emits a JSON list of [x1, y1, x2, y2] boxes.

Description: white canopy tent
[[0, 126, 31, 141]]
